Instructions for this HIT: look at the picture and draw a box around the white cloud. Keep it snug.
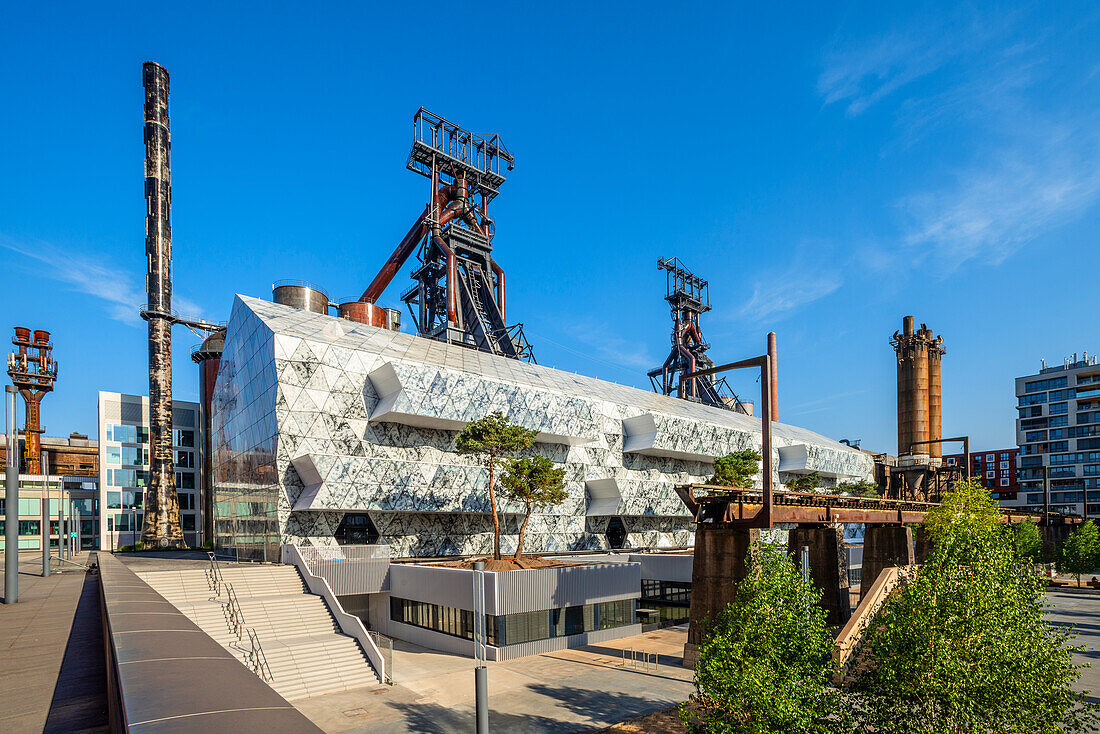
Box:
[1,238,206,325]
[738,268,842,323]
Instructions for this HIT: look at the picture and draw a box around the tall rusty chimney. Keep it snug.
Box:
[141,61,184,548]
[927,331,944,458]
[892,316,945,458]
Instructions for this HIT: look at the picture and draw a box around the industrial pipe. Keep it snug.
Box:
[767,332,778,422]
[360,205,430,304]
[431,234,459,325]
[489,258,506,322]
[676,345,697,398]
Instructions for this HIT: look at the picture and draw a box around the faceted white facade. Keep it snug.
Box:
[212,295,874,560]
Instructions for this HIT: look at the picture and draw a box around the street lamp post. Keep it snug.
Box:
[473,559,488,734]
[4,385,18,603]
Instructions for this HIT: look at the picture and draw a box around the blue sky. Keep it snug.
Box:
[2,2,1098,453]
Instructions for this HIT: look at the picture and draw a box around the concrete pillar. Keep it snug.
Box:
[788,525,850,627]
[1042,523,1072,563]
[683,525,760,668]
[860,524,915,602]
[914,524,933,564]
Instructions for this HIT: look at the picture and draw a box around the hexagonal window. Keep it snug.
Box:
[335,513,379,545]
[606,516,627,549]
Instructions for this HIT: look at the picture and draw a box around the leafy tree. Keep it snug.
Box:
[1012,517,1042,566]
[849,479,1098,734]
[1058,520,1100,588]
[787,471,821,493]
[710,449,761,488]
[836,479,879,497]
[681,541,837,734]
[455,411,537,560]
[500,456,567,560]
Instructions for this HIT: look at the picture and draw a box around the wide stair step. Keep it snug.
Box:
[134,563,380,700]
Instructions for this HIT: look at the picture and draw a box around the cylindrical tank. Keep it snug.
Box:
[896,316,915,456]
[911,329,931,455]
[33,330,50,345]
[338,301,387,327]
[384,308,401,332]
[273,281,329,315]
[191,329,225,548]
[14,327,30,343]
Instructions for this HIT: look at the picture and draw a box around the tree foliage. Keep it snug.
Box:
[711,449,761,488]
[1012,517,1042,566]
[500,455,567,560]
[849,479,1098,734]
[1057,520,1100,588]
[682,541,837,734]
[787,471,821,493]
[455,411,537,559]
[836,479,879,497]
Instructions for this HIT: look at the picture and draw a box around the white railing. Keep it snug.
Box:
[283,544,389,684]
[294,544,391,594]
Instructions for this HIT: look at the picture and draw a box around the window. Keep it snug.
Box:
[1078,412,1100,425]
[1019,393,1047,406]
[1050,402,1069,415]
[999,478,1009,486]
[105,445,121,465]
[947,458,956,465]
[1021,418,1048,429]
[1051,428,1068,439]
[172,429,195,448]
[177,492,194,510]
[182,514,196,531]
[1025,377,1066,392]
[1050,415,1069,427]
[176,472,195,490]
[1025,431,1047,442]
[1050,388,1074,401]
[999,461,1009,469]
[1050,467,1077,478]
[1027,494,1043,504]
[106,424,149,444]
[1021,456,1043,468]
[175,451,194,468]
[986,470,996,479]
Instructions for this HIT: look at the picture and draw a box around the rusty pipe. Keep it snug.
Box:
[677,345,697,398]
[490,258,506,322]
[360,181,466,304]
[431,233,458,325]
[768,332,778,422]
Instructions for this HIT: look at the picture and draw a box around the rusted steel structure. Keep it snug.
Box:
[891,315,945,458]
[140,61,184,548]
[648,258,750,412]
[6,327,57,474]
[360,108,533,362]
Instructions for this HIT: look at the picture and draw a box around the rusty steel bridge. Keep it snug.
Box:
[675,484,1080,527]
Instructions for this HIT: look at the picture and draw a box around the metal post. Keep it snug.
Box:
[5,386,19,603]
[1043,465,1050,528]
[801,545,810,584]
[473,560,488,734]
[761,352,773,527]
[41,450,49,576]
[59,480,66,560]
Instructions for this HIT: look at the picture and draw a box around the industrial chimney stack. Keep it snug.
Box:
[891,316,945,458]
[140,61,184,548]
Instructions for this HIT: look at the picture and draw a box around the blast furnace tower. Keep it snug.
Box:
[360,109,534,361]
[891,315,945,457]
[648,258,748,412]
[6,328,57,474]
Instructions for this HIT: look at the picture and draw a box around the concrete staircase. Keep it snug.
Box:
[135,564,379,700]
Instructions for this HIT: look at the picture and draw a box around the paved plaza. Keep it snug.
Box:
[293,625,695,733]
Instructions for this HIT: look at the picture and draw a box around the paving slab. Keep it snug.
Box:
[293,626,694,733]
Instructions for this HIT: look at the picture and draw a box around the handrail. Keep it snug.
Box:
[206,551,224,595]
[223,583,246,641]
[246,627,274,681]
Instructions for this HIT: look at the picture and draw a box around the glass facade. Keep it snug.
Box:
[389,596,634,647]
[211,301,280,561]
[639,579,692,627]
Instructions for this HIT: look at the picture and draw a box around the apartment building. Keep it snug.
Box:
[1012,354,1100,517]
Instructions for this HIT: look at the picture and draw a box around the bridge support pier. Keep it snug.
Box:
[683,525,760,668]
[1042,523,1072,562]
[788,525,850,627]
[860,524,915,602]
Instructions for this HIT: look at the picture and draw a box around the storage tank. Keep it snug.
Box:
[338,301,387,327]
[272,281,329,315]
